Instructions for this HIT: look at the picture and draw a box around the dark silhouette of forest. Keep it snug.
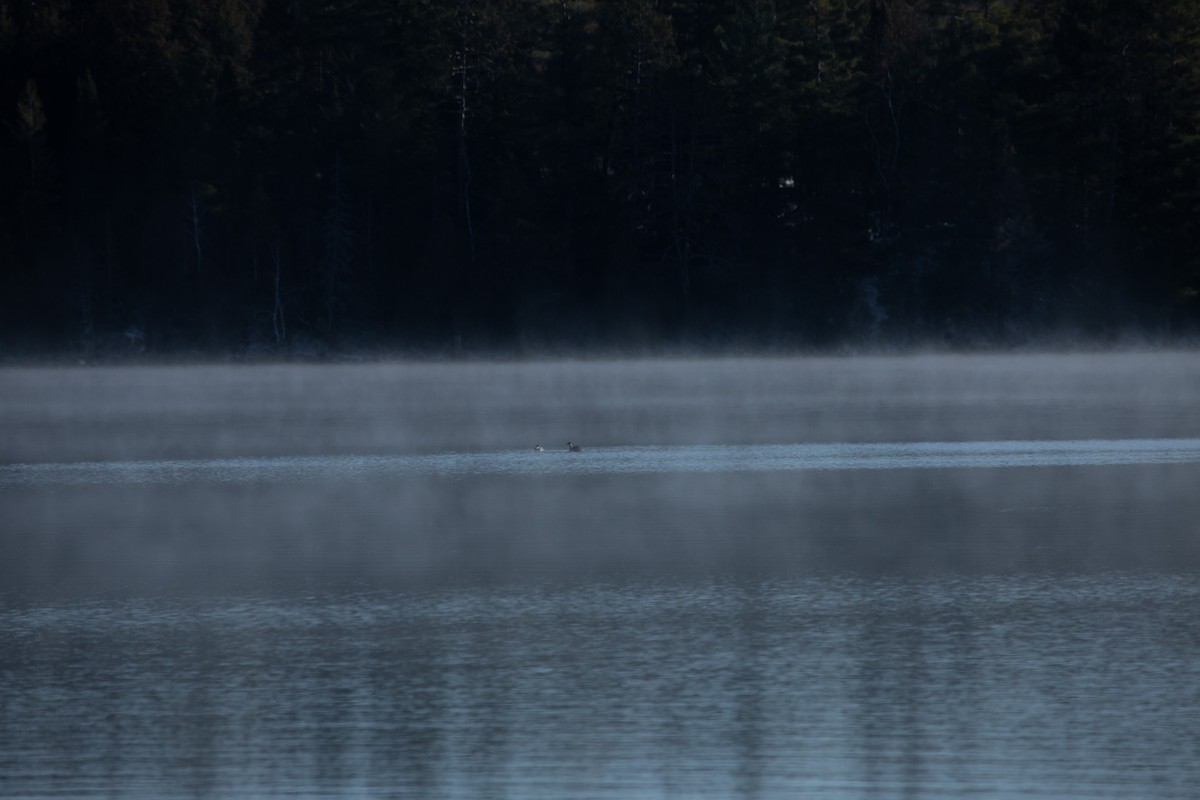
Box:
[2,0,1198,358]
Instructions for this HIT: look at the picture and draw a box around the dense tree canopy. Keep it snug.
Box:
[2,0,1198,357]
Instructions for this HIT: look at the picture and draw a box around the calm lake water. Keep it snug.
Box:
[2,354,1199,799]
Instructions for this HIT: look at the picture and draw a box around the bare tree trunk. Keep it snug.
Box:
[1081,182,1090,248]
[866,70,903,233]
[455,7,477,258]
[272,246,287,344]
[667,108,699,316]
[322,154,353,335]
[15,79,46,188]
[76,249,95,358]
[189,190,204,277]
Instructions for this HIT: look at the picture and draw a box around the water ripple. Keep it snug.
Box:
[4,438,1200,487]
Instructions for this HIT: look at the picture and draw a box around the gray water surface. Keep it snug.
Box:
[5,437,1200,487]
[3,575,1198,800]
[2,355,1199,799]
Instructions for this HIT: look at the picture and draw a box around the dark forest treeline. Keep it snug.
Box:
[3,0,1199,357]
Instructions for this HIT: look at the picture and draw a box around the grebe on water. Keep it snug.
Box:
[534,444,544,452]
[567,441,583,452]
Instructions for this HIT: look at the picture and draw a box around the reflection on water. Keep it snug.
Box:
[2,575,1198,799]
[5,437,1200,487]
[3,355,1200,799]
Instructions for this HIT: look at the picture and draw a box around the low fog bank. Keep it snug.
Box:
[1,351,1198,464]
[4,463,1199,600]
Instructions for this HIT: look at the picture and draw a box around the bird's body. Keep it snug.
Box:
[567,441,583,452]
[534,444,544,452]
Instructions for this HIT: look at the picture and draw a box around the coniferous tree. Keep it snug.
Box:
[0,0,1196,353]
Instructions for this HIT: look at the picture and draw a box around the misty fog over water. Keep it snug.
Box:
[4,352,1199,464]
[2,352,1199,798]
